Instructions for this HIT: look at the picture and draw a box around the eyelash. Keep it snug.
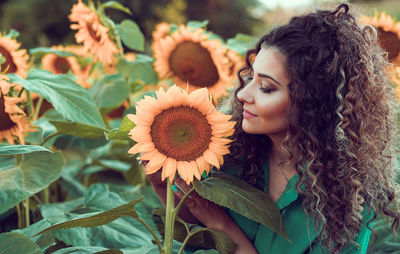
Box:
[244,76,274,93]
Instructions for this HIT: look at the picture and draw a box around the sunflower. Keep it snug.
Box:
[42,46,81,75]
[360,12,400,64]
[152,22,171,43]
[128,85,235,184]
[0,76,33,145]
[0,36,29,78]
[152,25,232,100]
[69,0,119,65]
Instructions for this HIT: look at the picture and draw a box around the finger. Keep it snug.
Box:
[174,177,192,192]
[172,184,196,209]
[174,178,202,200]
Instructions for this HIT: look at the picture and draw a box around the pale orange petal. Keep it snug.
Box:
[203,149,220,169]
[162,157,177,181]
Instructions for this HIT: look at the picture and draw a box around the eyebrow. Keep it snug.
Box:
[257,73,282,86]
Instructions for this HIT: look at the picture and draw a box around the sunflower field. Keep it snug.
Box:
[0,0,400,253]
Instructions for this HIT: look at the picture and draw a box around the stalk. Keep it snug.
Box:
[164,180,175,254]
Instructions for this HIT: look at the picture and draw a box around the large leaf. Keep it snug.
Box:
[116,54,158,84]
[226,33,256,56]
[29,47,76,58]
[8,69,105,129]
[0,145,51,156]
[89,74,130,109]
[116,20,145,51]
[105,115,135,141]
[35,198,143,236]
[0,151,64,215]
[193,172,289,240]
[50,121,106,139]
[0,232,42,254]
[39,184,156,248]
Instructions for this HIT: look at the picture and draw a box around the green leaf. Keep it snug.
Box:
[100,1,132,15]
[116,20,145,51]
[50,121,106,139]
[35,198,144,236]
[29,47,76,58]
[39,184,157,248]
[7,69,105,129]
[0,151,64,215]
[226,33,256,55]
[0,232,42,254]
[187,20,209,30]
[193,172,289,240]
[0,145,51,156]
[116,54,158,84]
[105,115,135,141]
[6,28,20,39]
[89,74,130,109]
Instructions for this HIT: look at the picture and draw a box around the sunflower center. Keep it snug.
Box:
[0,94,16,131]
[169,41,219,87]
[54,56,71,74]
[377,28,400,62]
[0,47,17,74]
[87,23,101,42]
[150,106,212,161]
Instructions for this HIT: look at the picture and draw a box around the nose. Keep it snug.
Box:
[237,82,254,104]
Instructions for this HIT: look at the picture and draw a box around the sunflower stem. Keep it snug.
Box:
[174,187,195,216]
[40,132,60,146]
[164,180,175,254]
[32,96,43,120]
[136,217,163,253]
[177,228,209,254]
[26,90,34,117]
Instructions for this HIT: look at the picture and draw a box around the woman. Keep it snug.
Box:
[145,3,400,253]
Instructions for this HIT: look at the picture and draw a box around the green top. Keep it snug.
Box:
[224,157,373,254]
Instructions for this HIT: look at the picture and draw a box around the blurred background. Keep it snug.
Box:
[1,0,399,53]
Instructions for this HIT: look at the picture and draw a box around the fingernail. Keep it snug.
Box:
[171,185,179,192]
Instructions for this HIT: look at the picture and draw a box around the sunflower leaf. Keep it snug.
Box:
[100,1,132,15]
[7,69,106,129]
[89,74,130,109]
[187,20,209,30]
[226,33,257,56]
[50,121,107,139]
[0,145,52,156]
[116,54,158,85]
[116,20,145,51]
[29,47,76,58]
[105,115,135,141]
[34,198,144,236]
[0,151,64,215]
[193,172,289,240]
[0,232,42,254]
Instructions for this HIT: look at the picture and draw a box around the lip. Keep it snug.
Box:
[243,109,257,119]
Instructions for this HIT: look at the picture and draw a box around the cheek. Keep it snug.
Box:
[257,93,290,121]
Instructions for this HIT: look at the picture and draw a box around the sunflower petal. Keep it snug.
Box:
[190,160,201,180]
[203,149,220,169]
[162,158,177,181]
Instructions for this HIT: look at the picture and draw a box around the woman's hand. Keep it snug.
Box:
[173,178,258,254]
[173,177,231,231]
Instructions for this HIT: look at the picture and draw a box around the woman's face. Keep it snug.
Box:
[237,47,291,137]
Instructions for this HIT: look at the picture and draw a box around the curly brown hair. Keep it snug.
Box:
[227,3,400,253]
